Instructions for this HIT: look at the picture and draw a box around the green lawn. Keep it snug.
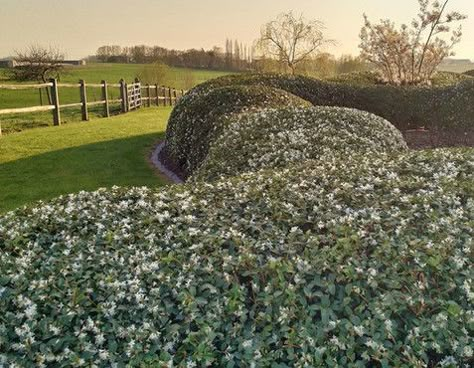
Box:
[0,63,232,133]
[0,107,172,213]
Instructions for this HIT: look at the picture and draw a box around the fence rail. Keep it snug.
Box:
[0,78,186,136]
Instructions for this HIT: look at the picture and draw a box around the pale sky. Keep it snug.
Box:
[0,0,473,60]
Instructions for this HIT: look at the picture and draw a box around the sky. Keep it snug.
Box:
[0,0,473,60]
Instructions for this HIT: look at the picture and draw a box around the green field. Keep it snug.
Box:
[0,63,232,133]
[0,107,172,213]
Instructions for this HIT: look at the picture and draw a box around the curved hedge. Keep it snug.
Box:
[1,149,473,367]
[193,106,408,181]
[164,84,310,178]
[170,72,474,133]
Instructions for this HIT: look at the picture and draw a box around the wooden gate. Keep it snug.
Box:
[127,82,142,111]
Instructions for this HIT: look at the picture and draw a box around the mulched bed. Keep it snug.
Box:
[403,129,474,150]
[158,146,187,181]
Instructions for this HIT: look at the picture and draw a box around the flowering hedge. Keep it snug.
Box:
[193,106,408,181]
[171,73,474,133]
[1,149,473,367]
[164,85,310,178]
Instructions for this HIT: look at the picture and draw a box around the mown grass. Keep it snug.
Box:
[0,107,172,213]
[0,63,232,133]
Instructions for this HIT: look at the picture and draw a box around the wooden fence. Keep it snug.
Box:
[0,78,185,136]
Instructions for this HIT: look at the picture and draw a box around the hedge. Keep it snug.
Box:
[1,148,473,367]
[326,70,473,87]
[164,84,310,178]
[193,106,408,181]
[174,73,474,133]
[464,70,474,77]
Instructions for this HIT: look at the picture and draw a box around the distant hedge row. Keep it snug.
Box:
[183,73,474,133]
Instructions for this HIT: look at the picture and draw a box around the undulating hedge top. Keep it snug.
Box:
[193,106,408,181]
[165,84,310,177]
[167,72,474,136]
[326,70,473,87]
[1,148,473,367]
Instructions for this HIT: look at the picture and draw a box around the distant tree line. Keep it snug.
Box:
[93,42,254,72]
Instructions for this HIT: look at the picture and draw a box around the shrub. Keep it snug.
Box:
[1,148,473,367]
[359,0,466,86]
[193,106,408,181]
[164,84,310,178]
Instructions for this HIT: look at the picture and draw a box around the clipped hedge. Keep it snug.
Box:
[1,149,473,367]
[327,70,473,87]
[464,69,474,77]
[165,84,310,178]
[193,106,408,181]
[170,72,474,133]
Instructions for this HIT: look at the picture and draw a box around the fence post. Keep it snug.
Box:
[168,87,172,106]
[102,80,110,118]
[146,84,151,107]
[79,80,89,121]
[155,84,160,106]
[119,79,127,113]
[50,78,61,126]
[173,89,178,105]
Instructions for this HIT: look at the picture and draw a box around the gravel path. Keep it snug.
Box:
[150,142,184,184]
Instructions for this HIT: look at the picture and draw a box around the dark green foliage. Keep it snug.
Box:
[176,72,474,133]
[1,149,473,367]
[165,85,311,177]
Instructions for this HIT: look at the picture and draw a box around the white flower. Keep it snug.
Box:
[353,325,365,337]
[242,339,253,349]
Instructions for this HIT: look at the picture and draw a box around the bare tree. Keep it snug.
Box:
[257,12,335,75]
[9,45,66,104]
[359,0,466,85]
[9,45,65,83]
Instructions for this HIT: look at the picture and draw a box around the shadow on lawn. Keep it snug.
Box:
[0,133,170,213]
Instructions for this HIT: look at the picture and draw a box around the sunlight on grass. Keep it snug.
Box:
[0,107,172,212]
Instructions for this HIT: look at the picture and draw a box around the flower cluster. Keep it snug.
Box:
[193,106,408,181]
[1,149,473,367]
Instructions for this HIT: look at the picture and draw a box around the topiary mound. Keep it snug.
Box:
[164,84,311,178]
[193,106,408,181]
[1,149,473,367]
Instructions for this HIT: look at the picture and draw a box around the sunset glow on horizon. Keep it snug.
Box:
[1,0,473,60]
